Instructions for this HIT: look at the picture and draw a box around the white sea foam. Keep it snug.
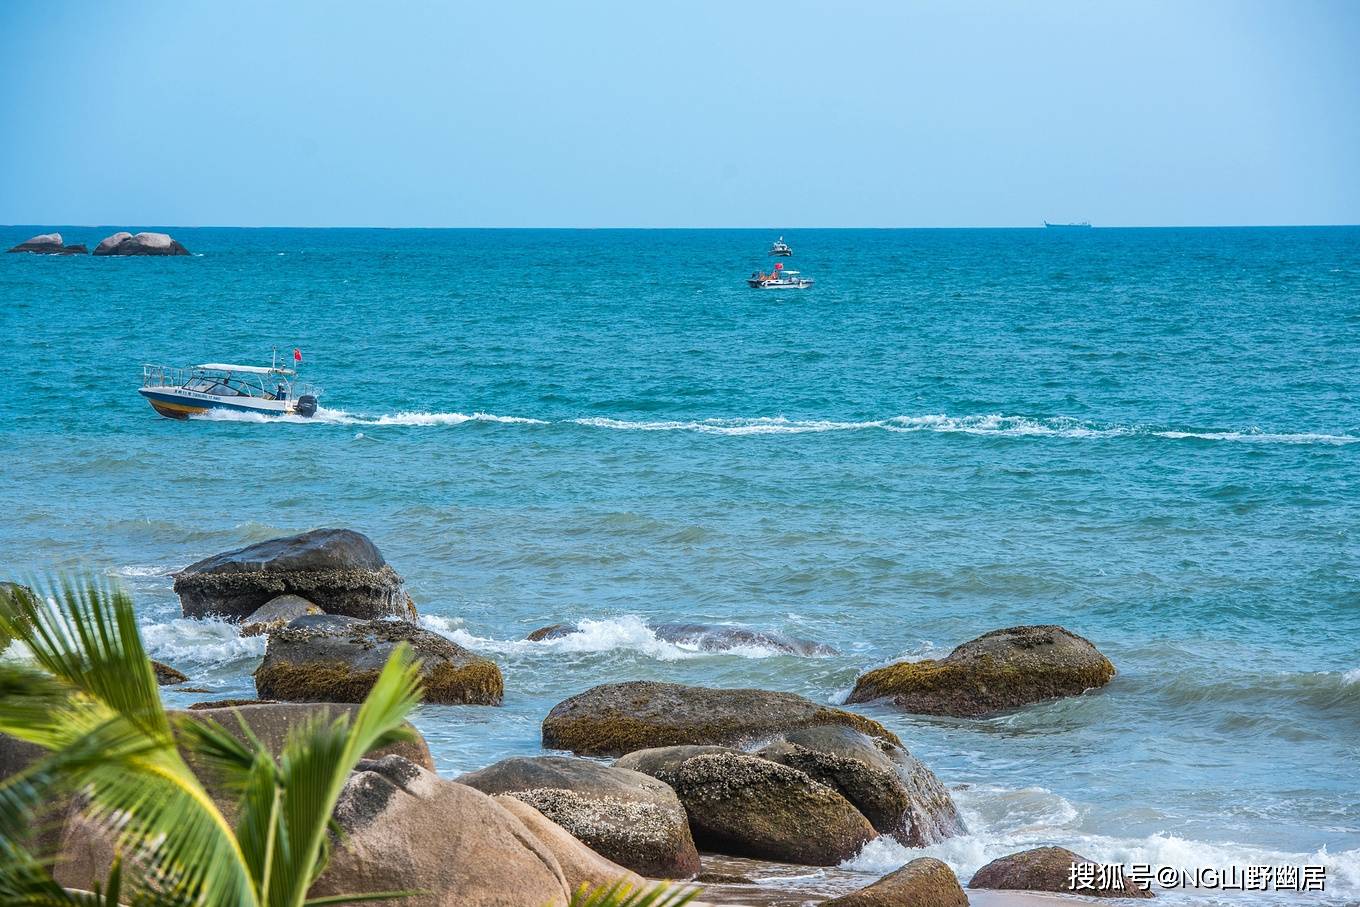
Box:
[420,614,800,661]
[1342,667,1360,686]
[139,618,265,667]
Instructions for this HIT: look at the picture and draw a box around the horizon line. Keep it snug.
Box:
[4,222,1359,231]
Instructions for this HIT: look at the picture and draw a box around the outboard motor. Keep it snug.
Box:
[295,394,318,418]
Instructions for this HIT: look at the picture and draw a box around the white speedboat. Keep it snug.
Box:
[747,266,814,289]
[769,236,793,256]
[139,353,319,419]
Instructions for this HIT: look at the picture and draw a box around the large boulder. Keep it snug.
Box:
[240,594,322,636]
[847,625,1116,717]
[969,846,1153,898]
[173,529,417,621]
[542,681,899,757]
[493,795,646,893]
[671,752,876,866]
[308,755,574,907]
[457,755,699,879]
[757,726,963,846]
[255,614,503,706]
[92,231,190,256]
[6,232,87,254]
[824,857,968,907]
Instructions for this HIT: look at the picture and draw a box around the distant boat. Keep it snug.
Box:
[747,265,813,289]
[1044,221,1092,229]
[768,236,793,256]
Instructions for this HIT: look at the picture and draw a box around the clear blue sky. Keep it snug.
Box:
[2,1,1357,227]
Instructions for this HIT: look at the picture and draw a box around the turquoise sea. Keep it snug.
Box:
[2,226,1358,904]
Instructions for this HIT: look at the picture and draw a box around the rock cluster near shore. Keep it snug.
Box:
[2,527,1132,904]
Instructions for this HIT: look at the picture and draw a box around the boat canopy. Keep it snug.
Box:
[193,363,294,376]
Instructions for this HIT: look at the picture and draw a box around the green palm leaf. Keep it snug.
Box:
[566,880,700,907]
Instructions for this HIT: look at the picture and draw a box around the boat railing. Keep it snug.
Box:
[142,364,189,388]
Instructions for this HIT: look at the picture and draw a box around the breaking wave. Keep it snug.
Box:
[192,409,1360,445]
[419,614,821,661]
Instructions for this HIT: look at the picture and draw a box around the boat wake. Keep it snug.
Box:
[191,408,1360,445]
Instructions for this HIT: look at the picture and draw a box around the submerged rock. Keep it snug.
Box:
[173,528,417,621]
[91,230,190,256]
[671,752,876,866]
[240,593,322,636]
[526,622,572,641]
[757,725,963,846]
[310,755,572,907]
[542,680,899,757]
[254,615,502,705]
[652,622,839,656]
[969,846,1154,898]
[825,857,968,907]
[847,625,1116,717]
[457,755,700,879]
[6,232,87,254]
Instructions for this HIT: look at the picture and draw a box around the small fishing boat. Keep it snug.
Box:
[139,350,319,420]
[747,262,814,289]
[768,236,793,256]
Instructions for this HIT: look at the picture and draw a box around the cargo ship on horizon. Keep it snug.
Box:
[1044,221,1093,229]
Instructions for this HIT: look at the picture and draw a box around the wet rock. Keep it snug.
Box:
[969,846,1154,898]
[494,795,645,893]
[757,725,963,846]
[151,660,187,684]
[254,614,502,705]
[847,625,1116,717]
[6,232,87,254]
[542,681,899,757]
[173,528,417,621]
[694,871,755,885]
[186,697,274,710]
[653,622,839,656]
[240,593,322,636]
[458,755,700,879]
[672,752,876,866]
[309,755,572,907]
[614,745,740,788]
[526,622,572,641]
[824,857,968,907]
[91,231,190,256]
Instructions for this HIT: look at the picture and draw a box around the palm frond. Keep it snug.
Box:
[567,880,701,907]
[0,577,258,907]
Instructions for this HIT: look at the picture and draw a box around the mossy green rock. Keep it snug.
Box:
[847,625,1116,717]
[542,680,899,757]
[825,857,968,907]
[672,752,876,865]
[254,615,502,705]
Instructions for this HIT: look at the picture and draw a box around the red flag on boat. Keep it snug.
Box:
[293,348,302,363]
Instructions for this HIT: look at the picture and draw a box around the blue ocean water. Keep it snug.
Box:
[2,226,1359,904]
